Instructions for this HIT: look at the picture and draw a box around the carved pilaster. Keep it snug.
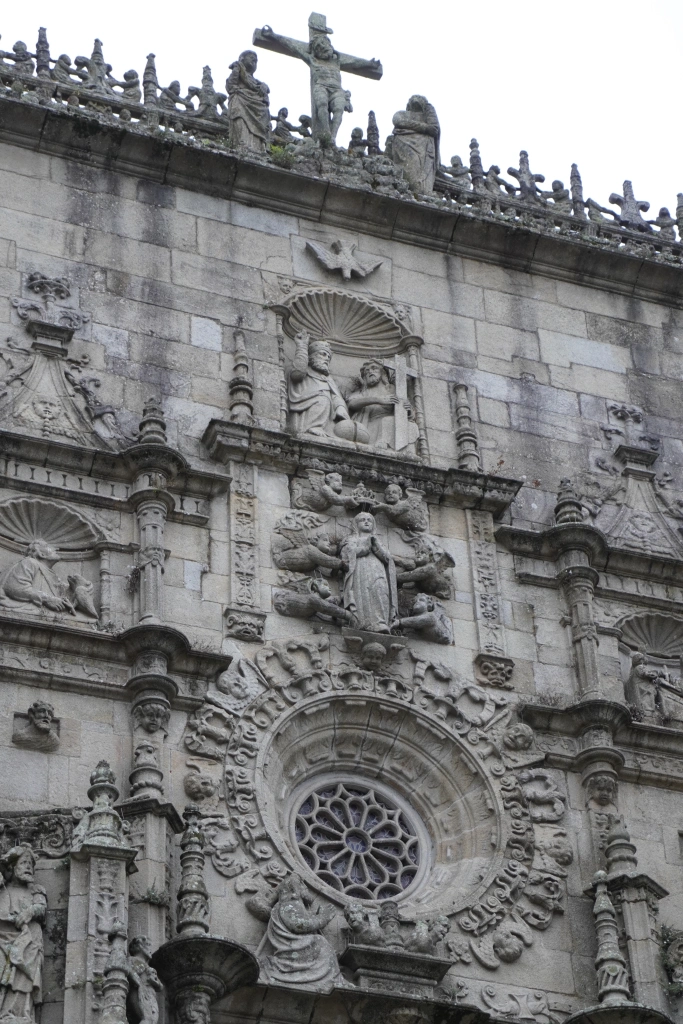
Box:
[466,509,514,686]
[604,823,669,1012]
[101,923,129,1024]
[404,337,429,461]
[177,806,210,938]
[592,870,631,1007]
[227,460,261,621]
[64,762,137,1024]
[126,398,186,626]
[228,327,254,425]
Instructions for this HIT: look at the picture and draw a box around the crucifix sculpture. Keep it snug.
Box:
[253,12,382,144]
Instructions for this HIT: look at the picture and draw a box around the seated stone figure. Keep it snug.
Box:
[345,360,418,451]
[288,332,368,443]
[0,540,75,614]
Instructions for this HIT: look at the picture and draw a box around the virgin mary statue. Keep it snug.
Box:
[340,512,398,633]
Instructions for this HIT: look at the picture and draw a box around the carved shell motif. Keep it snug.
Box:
[619,612,683,658]
[278,288,407,357]
[0,498,101,553]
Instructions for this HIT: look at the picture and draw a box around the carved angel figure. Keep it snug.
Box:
[0,844,46,1022]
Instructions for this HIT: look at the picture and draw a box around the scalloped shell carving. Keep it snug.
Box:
[619,612,683,658]
[277,288,408,356]
[0,498,101,552]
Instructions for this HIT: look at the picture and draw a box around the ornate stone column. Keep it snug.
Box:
[151,807,258,1024]
[64,762,137,1024]
[592,870,632,1007]
[604,822,669,1012]
[404,336,429,461]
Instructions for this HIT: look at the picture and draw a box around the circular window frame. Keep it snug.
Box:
[288,772,432,905]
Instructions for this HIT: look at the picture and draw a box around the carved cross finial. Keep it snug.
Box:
[469,138,485,192]
[507,150,545,204]
[570,163,586,219]
[592,870,632,1006]
[609,180,651,232]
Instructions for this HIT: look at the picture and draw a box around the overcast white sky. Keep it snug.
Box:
[3,1,681,217]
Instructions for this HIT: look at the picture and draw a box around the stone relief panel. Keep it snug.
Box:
[272,477,454,643]
[181,636,571,981]
[270,287,429,459]
[0,498,104,625]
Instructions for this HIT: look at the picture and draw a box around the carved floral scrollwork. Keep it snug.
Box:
[182,638,570,973]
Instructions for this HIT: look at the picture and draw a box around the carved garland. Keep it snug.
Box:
[183,640,572,971]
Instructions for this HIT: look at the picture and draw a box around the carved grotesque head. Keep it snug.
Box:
[360,642,386,672]
[2,844,36,884]
[308,340,332,374]
[429,915,450,942]
[311,579,332,599]
[129,935,152,961]
[133,701,170,735]
[325,472,343,493]
[587,773,618,807]
[503,722,534,752]
[28,700,55,732]
[277,107,289,119]
[175,990,210,1023]
[383,484,403,505]
[344,901,365,929]
[412,593,435,615]
[492,922,525,963]
[26,540,60,565]
[184,772,218,802]
[541,832,574,867]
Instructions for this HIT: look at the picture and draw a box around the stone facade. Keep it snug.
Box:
[0,17,683,1024]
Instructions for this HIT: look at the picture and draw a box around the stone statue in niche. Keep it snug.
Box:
[125,935,162,1024]
[340,512,399,633]
[0,541,97,618]
[250,873,341,991]
[345,359,418,452]
[0,844,46,1022]
[226,50,270,154]
[287,332,367,442]
[389,95,440,194]
[12,701,60,752]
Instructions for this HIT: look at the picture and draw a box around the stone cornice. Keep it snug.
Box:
[2,95,683,306]
[202,420,521,515]
[496,523,683,587]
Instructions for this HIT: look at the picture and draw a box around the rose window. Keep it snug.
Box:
[294,781,421,900]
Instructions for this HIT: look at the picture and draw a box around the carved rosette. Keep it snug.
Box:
[183,639,572,973]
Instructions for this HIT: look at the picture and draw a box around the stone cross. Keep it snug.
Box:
[253,12,382,143]
[384,352,417,451]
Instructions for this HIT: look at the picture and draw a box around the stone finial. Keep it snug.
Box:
[570,163,586,219]
[367,110,380,155]
[228,328,254,426]
[452,384,481,471]
[143,53,158,106]
[554,478,583,525]
[605,821,639,877]
[176,806,209,938]
[35,27,50,79]
[469,138,485,192]
[72,760,132,852]
[138,397,167,445]
[592,870,631,1006]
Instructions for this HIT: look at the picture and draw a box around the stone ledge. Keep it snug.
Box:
[2,95,683,306]
[202,420,521,516]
